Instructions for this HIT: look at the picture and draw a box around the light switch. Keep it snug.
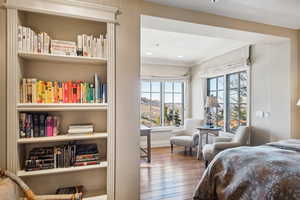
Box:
[256,110,264,118]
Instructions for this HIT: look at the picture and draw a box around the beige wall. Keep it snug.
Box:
[1,0,300,199]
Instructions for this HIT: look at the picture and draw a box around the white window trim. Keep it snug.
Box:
[141,76,190,128]
[206,67,251,132]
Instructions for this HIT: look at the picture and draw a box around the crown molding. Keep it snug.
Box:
[4,0,118,23]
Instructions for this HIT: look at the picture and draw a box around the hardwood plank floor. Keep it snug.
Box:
[140,147,206,200]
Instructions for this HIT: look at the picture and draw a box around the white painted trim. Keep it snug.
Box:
[5,0,118,23]
[107,22,116,200]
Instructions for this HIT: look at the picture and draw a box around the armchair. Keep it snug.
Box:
[170,119,203,155]
[202,126,249,167]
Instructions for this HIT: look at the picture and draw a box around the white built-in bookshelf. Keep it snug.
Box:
[6,0,117,199]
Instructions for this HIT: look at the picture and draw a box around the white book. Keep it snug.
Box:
[82,34,88,57]
[30,29,34,53]
[33,34,38,53]
[40,33,44,53]
[92,38,97,58]
[26,27,30,52]
[17,26,22,51]
[96,38,100,58]
[103,36,107,58]
[87,35,92,57]
[22,26,26,52]
[43,33,50,54]
[77,35,82,50]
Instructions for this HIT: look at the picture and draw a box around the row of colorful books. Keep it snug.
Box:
[20,74,107,104]
[18,25,107,58]
[25,143,105,171]
[19,112,60,138]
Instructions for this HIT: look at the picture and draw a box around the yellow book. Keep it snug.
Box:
[54,81,59,103]
[46,81,53,103]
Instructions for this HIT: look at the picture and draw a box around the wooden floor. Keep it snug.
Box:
[140,147,205,200]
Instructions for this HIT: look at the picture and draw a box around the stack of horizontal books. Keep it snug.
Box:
[68,124,94,135]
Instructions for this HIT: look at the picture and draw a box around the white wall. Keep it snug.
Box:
[191,43,291,145]
[141,63,190,77]
[251,42,291,144]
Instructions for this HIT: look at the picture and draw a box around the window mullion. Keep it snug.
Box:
[161,81,164,127]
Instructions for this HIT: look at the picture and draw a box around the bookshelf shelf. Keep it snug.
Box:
[17,162,108,177]
[84,191,107,200]
[17,132,108,144]
[17,103,108,111]
[18,52,107,65]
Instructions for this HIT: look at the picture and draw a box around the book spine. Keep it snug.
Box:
[27,79,32,103]
[39,114,46,137]
[18,26,22,51]
[22,27,26,52]
[19,113,26,138]
[102,83,107,103]
[26,27,30,52]
[33,34,38,53]
[31,79,37,103]
[63,82,68,103]
[77,35,83,56]
[72,82,77,103]
[103,36,107,58]
[22,79,27,103]
[90,83,94,103]
[46,116,53,137]
[37,33,42,53]
[33,114,39,137]
[58,82,63,103]
[76,81,81,103]
[68,81,72,103]
[30,29,34,53]
[40,33,44,54]
[83,34,88,57]
[53,116,59,136]
[43,33,50,54]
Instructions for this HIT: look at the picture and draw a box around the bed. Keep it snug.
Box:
[193,139,300,200]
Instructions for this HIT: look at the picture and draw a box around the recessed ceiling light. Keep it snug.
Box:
[211,0,220,2]
[177,55,183,58]
[146,52,153,56]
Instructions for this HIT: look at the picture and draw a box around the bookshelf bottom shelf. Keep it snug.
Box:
[83,194,107,200]
[17,162,107,177]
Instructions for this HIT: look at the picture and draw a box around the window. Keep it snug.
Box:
[227,72,248,132]
[207,71,248,132]
[207,76,224,128]
[141,80,185,127]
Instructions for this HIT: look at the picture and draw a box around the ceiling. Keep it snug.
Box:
[141,28,249,66]
[145,0,300,29]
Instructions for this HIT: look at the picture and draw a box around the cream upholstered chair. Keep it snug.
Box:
[202,126,249,167]
[170,119,203,155]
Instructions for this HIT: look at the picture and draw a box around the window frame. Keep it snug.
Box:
[140,79,185,128]
[206,70,250,133]
[207,76,224,128]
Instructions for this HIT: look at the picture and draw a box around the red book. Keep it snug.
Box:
[76,81,81,103]
[68,81,72,103]
[63,82,68,103]
[72,83,77,103]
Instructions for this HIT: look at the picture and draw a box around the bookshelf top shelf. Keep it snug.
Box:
[17,162,108,177]
[18,52,107,65]
[18,132,108,144]
[17,103,108,111]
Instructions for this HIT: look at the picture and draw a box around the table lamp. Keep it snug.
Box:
[205,96,220,128]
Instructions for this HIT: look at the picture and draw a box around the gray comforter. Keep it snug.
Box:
[193,139,300,200]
